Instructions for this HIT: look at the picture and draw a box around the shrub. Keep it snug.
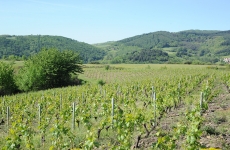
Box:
[184,61,192,64]
[16,48,83,91]
[105,65,110,70]
[0,61,17,95]
[98,79,106,86]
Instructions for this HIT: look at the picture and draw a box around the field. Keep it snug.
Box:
[1,64,230,149]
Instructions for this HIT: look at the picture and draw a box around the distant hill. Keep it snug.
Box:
[95,30,230,64]
[2,30,230,64]
[0,35,106,63]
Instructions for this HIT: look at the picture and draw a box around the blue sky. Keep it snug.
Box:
[0,0,230,44]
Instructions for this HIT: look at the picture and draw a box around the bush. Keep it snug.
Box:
[184,61,192,64]
[0,61,17,95]
[192,60,204,65]
[105,65,110,70]
[16,48,83,91]
[98,79,106,86]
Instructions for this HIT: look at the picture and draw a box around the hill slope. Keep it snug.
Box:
[2,30,230,64]
[95,30,230,64]
[0,35,106,63]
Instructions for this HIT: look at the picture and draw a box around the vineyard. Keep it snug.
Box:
[0,64,230,149]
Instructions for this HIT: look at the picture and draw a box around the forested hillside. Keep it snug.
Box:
[1,30,230,64]
[0,35,106,63]
[96,30,230,64]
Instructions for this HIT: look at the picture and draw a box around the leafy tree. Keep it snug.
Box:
[0,61,17,95]
[17,48,83,91]
[176,48,188,57]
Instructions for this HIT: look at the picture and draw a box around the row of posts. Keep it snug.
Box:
[2,89,158,133]
[6,85,204,132]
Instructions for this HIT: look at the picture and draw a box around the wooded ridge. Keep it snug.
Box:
[95,30,230,64]
[1,30,230,64]
[0,35,106,63]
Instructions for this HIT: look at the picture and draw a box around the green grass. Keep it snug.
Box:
[93,41,115,48]
[0,60,24,67]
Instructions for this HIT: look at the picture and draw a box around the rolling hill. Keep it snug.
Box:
[1,30,230,64]
[0,35,106,63]
[95,30,230,64]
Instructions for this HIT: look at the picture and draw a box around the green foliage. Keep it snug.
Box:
[3,30,230,64]
[126,48,169,63]
[95,30,230,64]
[97,79,106,86]
[105,65,110,70]
[215,49,230,56]
[89,61,100,64]
[117,31,177,49]
[176,48,190,57]
[16,48,83,91]
[184,108,203,150]
[0,65,224,149]
[0,35,106,63]
[0,61,17,95]
[16,63,45,92]
[184,61,192,64]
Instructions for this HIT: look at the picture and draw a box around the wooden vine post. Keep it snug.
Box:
[72,102,76,131]
[38,104,41,126]
[38,104,45,146]
[200,92,203,115]
[178,82,181,104]
[152,86,157,125]
[153,92,156,124]
[1,98,4,115]
[104,90,106,99]
[111,97,114,125]
[7,106,10,133]
[60,94,62,110]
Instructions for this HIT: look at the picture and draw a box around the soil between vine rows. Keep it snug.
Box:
[136,82,230,149]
